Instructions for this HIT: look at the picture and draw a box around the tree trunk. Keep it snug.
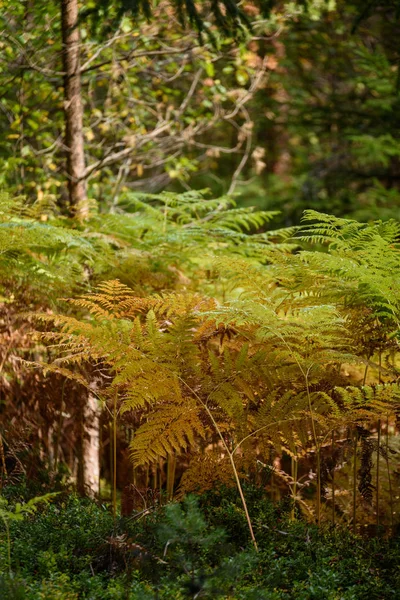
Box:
[84,389,101,496]
[76,387,101,497]
[61,0,88,219]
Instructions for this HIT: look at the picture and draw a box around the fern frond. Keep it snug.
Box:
[178,451,237,495]
[129,399,205,464]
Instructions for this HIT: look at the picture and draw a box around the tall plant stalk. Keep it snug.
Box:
[180,376,306,551]
[353,429,357,535]
[376,351,382,533]
[304,370,321,525]
[112,392,118,519]
[331,430,335,526]
[0,433,7,489]
[362,363,369,386]
[376,420,381,532]
[53,380,66,477]
[180,378,258,552]
[109,420,113,501]
[386,416,394,529]
[166,454,176,501]
[291,453,298,521]
[205,403,258,552]
[158,459,163,504]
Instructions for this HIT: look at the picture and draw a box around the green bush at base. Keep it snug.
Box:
[0,487,399,599]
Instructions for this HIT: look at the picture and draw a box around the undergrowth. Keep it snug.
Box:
[0,486,398,599]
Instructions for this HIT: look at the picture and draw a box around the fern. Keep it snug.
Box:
[30,204,400,533]
[0,193,95,299]
[129,400,206,464]
[297,211,400,327]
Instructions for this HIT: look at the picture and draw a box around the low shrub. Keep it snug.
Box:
[0,486,398,599]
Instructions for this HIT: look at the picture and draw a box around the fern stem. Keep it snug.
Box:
[331,430,335,526]
[211,410,258,551]
[167,454,176,501]
[362,363,369,386]
[53,379,66,477]
[386,416,394,530]
[291,453,298,521]
[179,377,258,552]
[353,430,357,535]
[227,451,258,552]
[376,420,381,533]
[0,433,7,487]
[112,391,117,520]
[304,369,321,525]
[153,462,157,491]
[376,352,382,533]
[108,420,113,500]
[316,446,321,526]
[159,459,163,505]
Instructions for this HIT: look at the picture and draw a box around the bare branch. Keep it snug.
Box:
[228,108,253,195]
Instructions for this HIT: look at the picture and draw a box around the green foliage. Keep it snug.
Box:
[0,493,58,574]
[7,496,114,576]
[297,211,400,328]
[34,207,400,536]
[2,0,400,594]
[0,0,265,206]
[83,0,252,40]
[0,188,280,304]
[0,493,58,525]
[0,491,399,599]
[0,193,94,300]
[237,0,400,225]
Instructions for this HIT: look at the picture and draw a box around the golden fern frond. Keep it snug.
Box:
[178,451,237,496]
[209,381,244,421]
[35,312,133,368]
[67,280,139,319]
[129,398,205,465]
[117,363,181,411]
[23,361,89,388]
[334,384,399,418]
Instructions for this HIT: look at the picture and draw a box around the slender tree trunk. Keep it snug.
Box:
[84,389,101,496]
[61,0,88,219]
[77,387,101,497]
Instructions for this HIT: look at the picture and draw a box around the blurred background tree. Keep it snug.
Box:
[2,1,398,223]
[0,0,270,217]
[228,0,400,224]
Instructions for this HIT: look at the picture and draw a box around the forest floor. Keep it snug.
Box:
[0,484,399,600]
